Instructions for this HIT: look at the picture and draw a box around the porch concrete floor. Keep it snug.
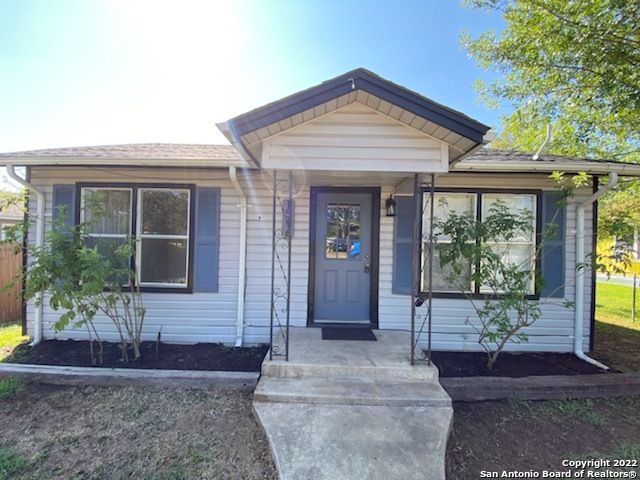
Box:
[253,327,453,480]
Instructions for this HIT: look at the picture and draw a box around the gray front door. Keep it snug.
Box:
[313,192,372,323]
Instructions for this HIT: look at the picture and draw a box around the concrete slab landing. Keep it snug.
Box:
[253,327,453,480]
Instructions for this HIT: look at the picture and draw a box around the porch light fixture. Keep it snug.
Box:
[385,194,397,217]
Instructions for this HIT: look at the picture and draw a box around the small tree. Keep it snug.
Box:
[22,205,145,364]
[435,198,547,369]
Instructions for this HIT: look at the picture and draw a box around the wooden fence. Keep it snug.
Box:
[0,243,22,323]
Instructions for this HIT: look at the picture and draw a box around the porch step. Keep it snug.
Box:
[261,360,440,382]
[254,328,452,480]
[254,375,451,407]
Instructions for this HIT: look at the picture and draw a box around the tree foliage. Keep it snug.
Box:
[463,0,640,242]
[22,207,145,364]
[463,0,640,156]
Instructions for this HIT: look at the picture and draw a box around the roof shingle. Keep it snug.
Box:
[0,143,239,160]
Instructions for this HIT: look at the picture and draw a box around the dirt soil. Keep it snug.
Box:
[432,351,619,377]
[0,382,277,480]
[5,338,618,378]
[6,340,269,372]
[447,396,640,479]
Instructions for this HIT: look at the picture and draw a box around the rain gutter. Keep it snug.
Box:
[575,173,618,370]
[229,166,248,347]
[5,164,44,346]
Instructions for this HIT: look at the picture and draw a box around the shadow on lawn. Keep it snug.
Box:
[593,319,640,373]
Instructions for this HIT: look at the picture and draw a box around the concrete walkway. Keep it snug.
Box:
[253,328,453,480]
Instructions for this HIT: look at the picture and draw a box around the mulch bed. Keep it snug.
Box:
[4,338,620,377]
[432,351,620,377]
[6,340,269,372]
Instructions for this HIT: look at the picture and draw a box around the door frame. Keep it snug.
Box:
[307,186,380,328]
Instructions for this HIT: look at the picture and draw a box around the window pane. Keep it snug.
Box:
[426,193,476,240]
[140,238,188,285]
[85,236,131,285]
[424,243,472,292]
[141,190,189,235]
[83,189,131,235]
[482,194,536,242]
[422,193,475,291]
[480,244,535,294]
[325,203,361,259]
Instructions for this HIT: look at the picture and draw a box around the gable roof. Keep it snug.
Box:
[219,68,493,167]
[229,68,491,143]
[0,143,244,167]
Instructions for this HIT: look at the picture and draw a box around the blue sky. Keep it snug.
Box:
[0,0,505,154]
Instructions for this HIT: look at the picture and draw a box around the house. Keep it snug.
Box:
[0,200,24,241]
[2,68,640,362]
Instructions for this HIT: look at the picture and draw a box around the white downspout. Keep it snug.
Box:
[575,172,618,370]
[229,166,248,347]
[6,164,44,346]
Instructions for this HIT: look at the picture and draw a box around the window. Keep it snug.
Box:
[137,188,190,287]
[79,184,194,290]
[422,191,538,296]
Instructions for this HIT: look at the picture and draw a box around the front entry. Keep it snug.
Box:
[309,188,379,326]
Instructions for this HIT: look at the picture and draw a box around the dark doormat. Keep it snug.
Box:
[322,327,377,341]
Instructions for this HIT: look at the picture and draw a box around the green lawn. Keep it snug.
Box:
[596,281,640,324]
[0,321,28,362]
[593,281,640,373]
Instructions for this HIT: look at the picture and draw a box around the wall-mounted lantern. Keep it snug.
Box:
[385,194,397,217]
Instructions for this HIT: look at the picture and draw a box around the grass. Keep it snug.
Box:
[0,321,28,362]
[594,281,640,372]
[0,377,23,400]
[595,280,640,324]
[0,447,27,480]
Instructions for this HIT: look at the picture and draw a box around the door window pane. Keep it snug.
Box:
[325,203,361,259]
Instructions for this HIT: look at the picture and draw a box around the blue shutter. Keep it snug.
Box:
[393,196,416,295]
[194,188,220,293]
[52,185,76,227]
[540,192,566,297]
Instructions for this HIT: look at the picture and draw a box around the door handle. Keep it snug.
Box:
[364,264,370,274]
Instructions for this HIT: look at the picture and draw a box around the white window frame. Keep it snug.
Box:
[136,187,191,288]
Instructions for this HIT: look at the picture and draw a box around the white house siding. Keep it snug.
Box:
[237,170,311,344]
[262,103,449,173]
[25,167,595,352]
[26,167,243,345]
[379,174,595,353]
